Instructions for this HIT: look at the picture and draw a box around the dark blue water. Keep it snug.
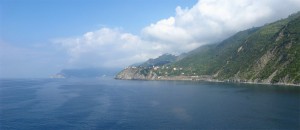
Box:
[0,78,299,129]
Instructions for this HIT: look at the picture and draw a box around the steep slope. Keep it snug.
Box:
[138,53,177,67]
[116,12,300,85]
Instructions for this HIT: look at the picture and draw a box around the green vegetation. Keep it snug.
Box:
[119,11,300,85]
[138,53,178,67]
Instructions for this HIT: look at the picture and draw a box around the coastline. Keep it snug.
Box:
[115,75,300,87]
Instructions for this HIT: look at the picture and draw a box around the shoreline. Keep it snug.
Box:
[115,76,300,87]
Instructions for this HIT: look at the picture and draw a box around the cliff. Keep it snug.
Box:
[115,67,157,80]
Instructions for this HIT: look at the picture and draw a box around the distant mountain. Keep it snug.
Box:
[116,11,300,86]
[53,68,121,78]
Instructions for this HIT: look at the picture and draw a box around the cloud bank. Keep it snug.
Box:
[55,0,300,68]
[0,42,65,78]
[54,28,164,68]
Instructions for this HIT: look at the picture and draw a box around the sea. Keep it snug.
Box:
[0,77,299,129]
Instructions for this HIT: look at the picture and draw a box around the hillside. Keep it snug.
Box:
[137,53,178,67]
[116,12,300,86]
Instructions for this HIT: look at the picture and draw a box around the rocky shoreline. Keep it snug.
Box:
[115,68,300,87]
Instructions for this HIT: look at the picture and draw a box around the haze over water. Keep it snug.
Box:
[1,78,299,129]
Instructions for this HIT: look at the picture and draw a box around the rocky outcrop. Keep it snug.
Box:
[115,67,157,80]
[115,67,145,80]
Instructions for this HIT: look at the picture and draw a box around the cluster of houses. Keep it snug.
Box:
[126,65,183,71]
[125,65,199,76]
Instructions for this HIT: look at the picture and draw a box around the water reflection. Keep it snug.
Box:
[0,78,299,129]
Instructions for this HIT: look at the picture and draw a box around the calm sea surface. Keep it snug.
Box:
[0,78,299,129]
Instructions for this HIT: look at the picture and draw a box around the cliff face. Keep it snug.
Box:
[116,12,300,86]
[115,67,157,80]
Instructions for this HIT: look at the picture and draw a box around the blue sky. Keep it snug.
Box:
[0,0,300,78]
[0,0,196,78]
[1,0,196,45]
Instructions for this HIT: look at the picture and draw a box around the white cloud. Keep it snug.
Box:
[54,28,164,68]
[55,0,300,68]
[142,0,300,52]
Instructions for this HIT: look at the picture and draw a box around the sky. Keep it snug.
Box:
[0,0,300,78]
